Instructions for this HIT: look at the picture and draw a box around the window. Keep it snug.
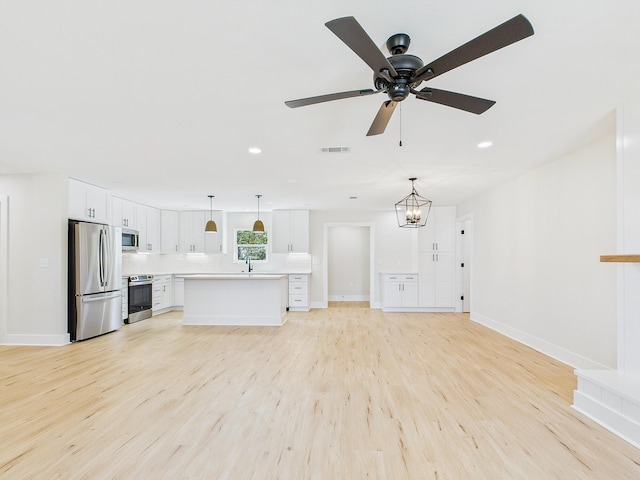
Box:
[235,229,268,262]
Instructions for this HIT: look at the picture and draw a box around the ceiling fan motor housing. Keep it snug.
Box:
[374,53,425,101]
[386,33,411,55]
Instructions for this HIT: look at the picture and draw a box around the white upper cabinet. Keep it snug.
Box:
[179,211,207,253]
[112,197,137,229]
[68,178,110,224]
[138,205,159,253]
[418,206,456,252]
[272,210,309,253]
[161,210,180,254]
[203,210,224,254]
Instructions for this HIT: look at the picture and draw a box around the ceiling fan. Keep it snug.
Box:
[285,14,534,136]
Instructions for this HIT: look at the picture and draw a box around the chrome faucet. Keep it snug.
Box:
[246,256,253,272]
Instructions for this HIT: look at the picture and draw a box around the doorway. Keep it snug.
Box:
[323,223,374,308]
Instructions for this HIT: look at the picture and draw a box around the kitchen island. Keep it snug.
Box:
[180,274,288,326]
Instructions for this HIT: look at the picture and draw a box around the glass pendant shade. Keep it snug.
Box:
[395,178,431,228]
[205,195,217,232]
[253,194,264,232]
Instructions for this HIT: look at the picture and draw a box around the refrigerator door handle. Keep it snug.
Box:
[99,229,105,287]
[103,227,110,287]
[81,291,122,302]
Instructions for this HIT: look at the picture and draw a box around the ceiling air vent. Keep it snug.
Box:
[320,146,350,153]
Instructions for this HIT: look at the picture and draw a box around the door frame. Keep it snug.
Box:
[0,195,8,343]
[323,222,375,308]
[455,213,473,313]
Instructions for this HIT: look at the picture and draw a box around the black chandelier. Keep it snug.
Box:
[395,178,432,228]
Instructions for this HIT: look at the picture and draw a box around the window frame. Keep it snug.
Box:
[233,228,269,263]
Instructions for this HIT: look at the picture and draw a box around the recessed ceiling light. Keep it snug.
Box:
[248,147,262,154]
[477,141,493,149]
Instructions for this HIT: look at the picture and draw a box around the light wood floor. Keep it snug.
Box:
[1,305,639,479]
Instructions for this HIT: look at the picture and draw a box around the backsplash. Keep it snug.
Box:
[122,252,312,275]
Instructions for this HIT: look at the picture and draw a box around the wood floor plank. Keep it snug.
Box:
[1,306,639,479]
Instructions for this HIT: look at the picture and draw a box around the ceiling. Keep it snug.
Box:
[1,1,638,213]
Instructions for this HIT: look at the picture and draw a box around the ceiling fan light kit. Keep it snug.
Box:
[285,14,534,136]
[395,178,432,228]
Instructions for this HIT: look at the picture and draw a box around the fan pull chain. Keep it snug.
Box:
[399,103,403,147]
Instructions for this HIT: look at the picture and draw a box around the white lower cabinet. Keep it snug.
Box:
[288,274,309,311]
[152,275,173,314]
[121,277,129,321]
[382,274,418,310]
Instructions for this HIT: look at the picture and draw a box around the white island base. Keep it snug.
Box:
[181,275,288,326]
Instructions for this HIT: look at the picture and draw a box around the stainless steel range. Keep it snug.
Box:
[127,274,153,323]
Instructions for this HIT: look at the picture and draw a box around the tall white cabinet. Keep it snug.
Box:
[418,206,456,310]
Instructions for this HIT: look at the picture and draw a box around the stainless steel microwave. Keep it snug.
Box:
[122,228,139,252]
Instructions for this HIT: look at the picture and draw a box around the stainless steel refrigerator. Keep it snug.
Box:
[68,220,123,341]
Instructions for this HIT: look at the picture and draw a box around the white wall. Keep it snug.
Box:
[0,173,69,345]
[616,106,640,377]
[328,226,370,301]
[458,133,617,369]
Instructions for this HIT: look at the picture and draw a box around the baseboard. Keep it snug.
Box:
[328,295,370,301]
[573,388,640,449]
[470,312,610,370]
[1,333,70,346]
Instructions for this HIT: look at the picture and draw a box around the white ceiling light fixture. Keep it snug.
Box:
[253,194,264,232]
[395,177,432,228]
[477,141,493,149]
[248,147,262,154]
[205,195,217,232]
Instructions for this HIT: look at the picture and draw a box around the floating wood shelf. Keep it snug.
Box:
[600,255,640,263]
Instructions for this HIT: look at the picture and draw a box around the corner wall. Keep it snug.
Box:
[0,173,69,345]
[458,133,617,369]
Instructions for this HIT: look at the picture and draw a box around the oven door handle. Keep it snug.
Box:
[129,281,153,286]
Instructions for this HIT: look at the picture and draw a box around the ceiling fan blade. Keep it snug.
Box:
[367,101,397,136]
[325,16,397,78]
[414,88,495,114]
[285,89,379,108]
[413,14,534,83]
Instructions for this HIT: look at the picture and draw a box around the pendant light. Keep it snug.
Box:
[205,195,217,232]
[395,178,431,228]
[253,194,264,232]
